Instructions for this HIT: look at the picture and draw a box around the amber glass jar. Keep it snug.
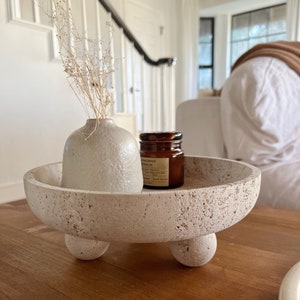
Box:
[139,132,184,189]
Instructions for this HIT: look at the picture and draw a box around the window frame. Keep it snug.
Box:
[198,17,215,89]
[230,4,287,66]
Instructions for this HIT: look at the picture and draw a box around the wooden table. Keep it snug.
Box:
[0,200,299,299]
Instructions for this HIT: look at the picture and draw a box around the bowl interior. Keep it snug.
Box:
[30,156,255,193]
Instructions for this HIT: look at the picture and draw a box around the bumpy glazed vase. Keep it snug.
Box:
[62,118,143,193]
[61,118,143,259]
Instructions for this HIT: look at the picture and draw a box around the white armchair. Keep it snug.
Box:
[176,57,300,210]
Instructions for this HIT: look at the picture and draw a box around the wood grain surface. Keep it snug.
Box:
[0,200,299,299]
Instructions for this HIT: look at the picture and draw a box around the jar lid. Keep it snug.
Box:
[140,131,182,141]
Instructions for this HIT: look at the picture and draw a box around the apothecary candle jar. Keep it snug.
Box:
[140,132,184,189]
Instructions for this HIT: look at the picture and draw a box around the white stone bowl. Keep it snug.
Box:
[24,156,261,266]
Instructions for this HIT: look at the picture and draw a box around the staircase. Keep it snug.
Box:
[98,0,176,134]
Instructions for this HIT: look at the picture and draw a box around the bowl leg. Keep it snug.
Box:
[169,233,217,267]
[65,234,110,260]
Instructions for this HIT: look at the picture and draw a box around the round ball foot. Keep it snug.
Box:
[65,234,110,260]
[169,234,217,267]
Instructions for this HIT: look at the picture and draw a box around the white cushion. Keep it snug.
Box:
[176,97,225,157]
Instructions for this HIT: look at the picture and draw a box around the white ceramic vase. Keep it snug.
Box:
[62,118,143,193]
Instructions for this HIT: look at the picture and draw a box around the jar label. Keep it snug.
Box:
[141,157,169,186]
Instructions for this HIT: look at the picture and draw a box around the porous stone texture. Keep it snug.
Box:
[65,234,109,260]
[170,234,217,267]
[24,156,261,265]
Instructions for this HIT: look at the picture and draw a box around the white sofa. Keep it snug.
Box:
[176,57,300,210]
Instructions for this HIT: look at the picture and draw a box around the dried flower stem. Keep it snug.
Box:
[47,0,115,120]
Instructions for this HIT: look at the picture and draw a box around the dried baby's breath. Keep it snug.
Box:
[48,0,115,120]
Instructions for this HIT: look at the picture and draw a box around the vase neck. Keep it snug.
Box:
[85,118,114,127]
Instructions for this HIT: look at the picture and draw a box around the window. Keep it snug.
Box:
[198,18,214,89]
[231,4,287,65]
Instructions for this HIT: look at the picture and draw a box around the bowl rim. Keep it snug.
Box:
[23,155,261,196]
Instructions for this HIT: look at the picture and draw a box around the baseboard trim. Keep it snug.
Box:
[0,181,25,204]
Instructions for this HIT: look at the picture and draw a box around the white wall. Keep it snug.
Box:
[0,0,86,203]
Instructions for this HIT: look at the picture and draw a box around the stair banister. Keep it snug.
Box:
[98,0,176,67]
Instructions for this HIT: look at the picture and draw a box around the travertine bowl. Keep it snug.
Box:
[24,156,261,266]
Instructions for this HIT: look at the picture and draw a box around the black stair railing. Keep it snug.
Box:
[98,0,176,67]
